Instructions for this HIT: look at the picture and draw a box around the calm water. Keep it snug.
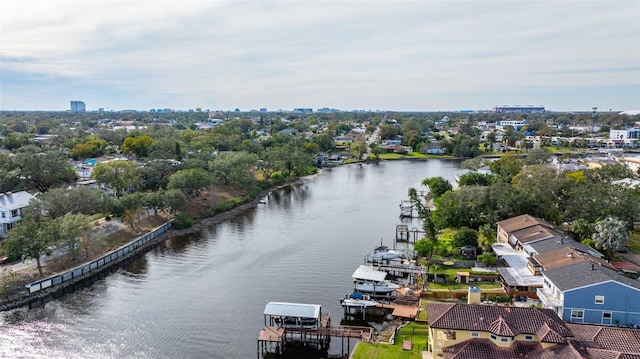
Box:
[0,159,462,359]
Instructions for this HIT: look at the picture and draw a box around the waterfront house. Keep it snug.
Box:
[425,302,573,359]
[0,191,37,239]
[537,260,640,327]
[496,214,559,246]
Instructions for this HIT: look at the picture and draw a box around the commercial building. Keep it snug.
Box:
[70,101,86,113]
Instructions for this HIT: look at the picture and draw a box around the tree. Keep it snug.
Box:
[409,187,438,258]
[92,160,141,197]
[13,150,77,192]
[452,227,478,248]
[477,223,496,252]
[209,151,258,190]
[489,155,524,184]
[414,238,434,258]
[591,216,628,261]
[481,252,497,266]
[264,144,314,178]
[369,143,383,160]
[422,177,453,199]
[167,168,211,199]
[122,208,144,233]
[122,135,155,158]
[38,186,107,218]
[570,218,594,242]
[1,216,58,277]
[458,172,497,187]
[69,136,107,160]
[58,213,92,260]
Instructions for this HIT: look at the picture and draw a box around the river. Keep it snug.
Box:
[0,159,462,359]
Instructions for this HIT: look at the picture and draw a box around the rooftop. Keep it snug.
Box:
[496,214,558,234]
[543,261,640,292]
[263,302,321,319]
[0,191,37,211]
[426,303,571,342]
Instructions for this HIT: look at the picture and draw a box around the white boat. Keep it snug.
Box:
[340,293,379,309]
[370,245,404,261]
[352,265,401,294]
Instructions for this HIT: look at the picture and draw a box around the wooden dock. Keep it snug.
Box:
[364,259,425,278]
[395,224,424,244]
[258,311,373,358]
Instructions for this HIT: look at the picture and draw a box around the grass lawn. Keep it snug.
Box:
[350,322,429,359]
[627,229,640,253]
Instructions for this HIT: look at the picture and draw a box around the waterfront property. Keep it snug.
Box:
[537,260,640,327]
[425,302,573,359]
[0,191,37,239]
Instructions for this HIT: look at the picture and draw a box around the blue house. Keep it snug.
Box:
[537,261,640,327]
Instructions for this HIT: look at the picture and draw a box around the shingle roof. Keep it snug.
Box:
[511,225,564,244]
[543,260,640,291]
[534,246,614,272]
[426,303,571,342]
[497,214,558,234]
[0,191,37,211]
[527,236,602,257]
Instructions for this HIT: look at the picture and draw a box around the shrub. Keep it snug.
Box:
[172,212,193,229]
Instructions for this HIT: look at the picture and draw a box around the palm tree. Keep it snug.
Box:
[592,216,628,261]
[122,208,144,233]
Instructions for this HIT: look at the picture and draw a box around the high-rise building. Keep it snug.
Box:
[70,101,86,113]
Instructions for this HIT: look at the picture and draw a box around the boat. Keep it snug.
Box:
[340,293,379,309]
[352,265,401,294]
[370,245,404,261]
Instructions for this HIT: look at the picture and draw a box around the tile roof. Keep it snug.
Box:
[442,338,580,359]
[567,323,640,355]
[426,303,571,343]
[442,322,640,359]
[488,316,517,337]
[543,260,640,291]
[496,214,558,234]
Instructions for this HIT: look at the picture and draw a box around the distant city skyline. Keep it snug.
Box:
[1,1,639,112]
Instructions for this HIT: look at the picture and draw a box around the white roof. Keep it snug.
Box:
[0,191,37,211]
[352,265,387,281]
[493,244,543,287]
[263,302,321,319]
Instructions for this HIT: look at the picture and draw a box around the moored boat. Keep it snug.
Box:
[352,265,402,294]
[340,293,379,308]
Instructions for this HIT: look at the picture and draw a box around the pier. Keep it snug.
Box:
[258,302,373,358]
[395,224,424,244]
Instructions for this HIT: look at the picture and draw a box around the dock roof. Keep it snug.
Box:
[352,265,387,281]
[263,302,321,319]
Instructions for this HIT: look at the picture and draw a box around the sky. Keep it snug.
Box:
[1,1,639,113]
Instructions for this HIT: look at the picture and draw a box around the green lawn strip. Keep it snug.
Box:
[627,229,640,253]
[351,322,429,359]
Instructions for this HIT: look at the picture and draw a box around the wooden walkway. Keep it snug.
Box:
[285,325,373,341]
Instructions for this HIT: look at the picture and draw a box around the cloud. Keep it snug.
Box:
[1,1,638,111]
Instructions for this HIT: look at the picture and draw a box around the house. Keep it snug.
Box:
[0,191,37,238]
[566,323,640,357]
[425,143,445,155]
[537,260,640,327]
[425,302,573,359]
[495,214,560,247]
